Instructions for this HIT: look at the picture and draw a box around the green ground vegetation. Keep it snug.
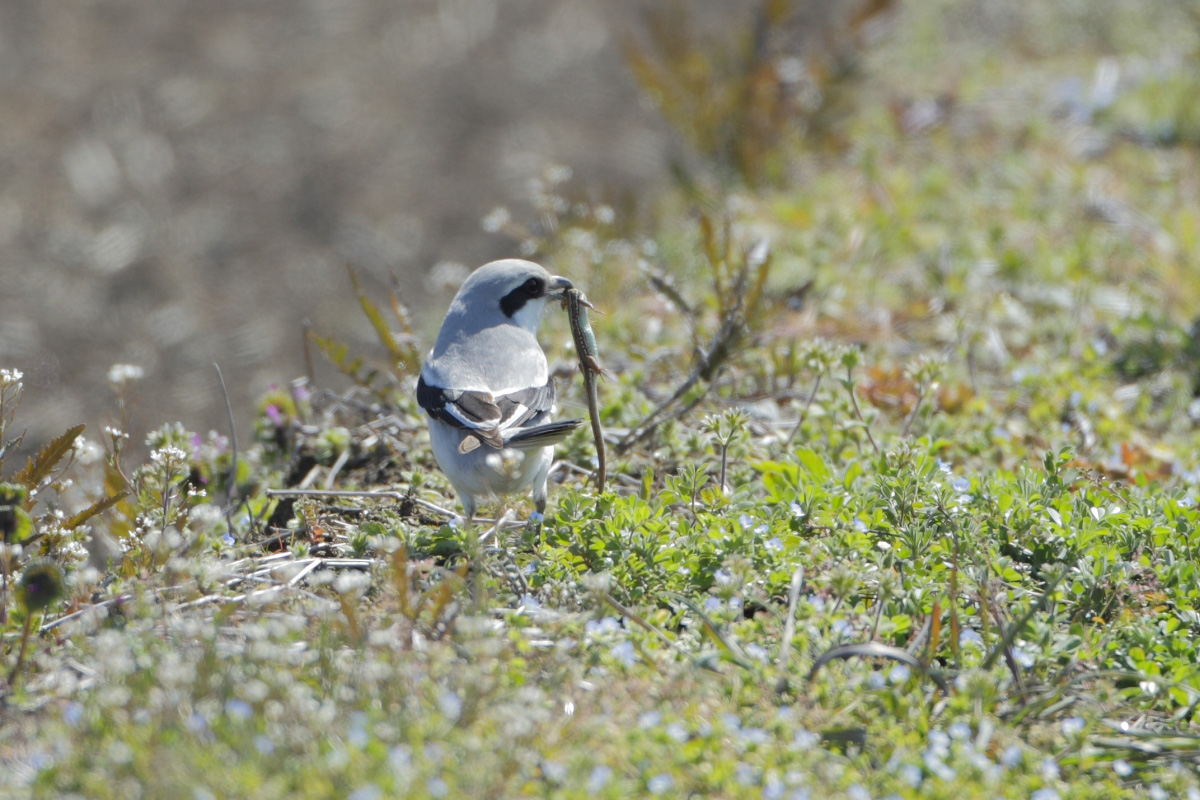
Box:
[7,1,1200,797]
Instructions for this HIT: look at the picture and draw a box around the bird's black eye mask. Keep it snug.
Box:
[499,276,545,317]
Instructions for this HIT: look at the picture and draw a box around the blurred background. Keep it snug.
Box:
[1,0,882,454]
[0,0,725,450]
[8,0,1173,453]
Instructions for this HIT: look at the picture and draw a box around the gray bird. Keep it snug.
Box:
[417,259,582,520]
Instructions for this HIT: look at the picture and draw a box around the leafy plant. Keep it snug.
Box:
[306,265,423,405]
[624,0,897,185]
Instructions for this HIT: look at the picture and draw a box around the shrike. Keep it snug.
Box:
[417,259,582,520]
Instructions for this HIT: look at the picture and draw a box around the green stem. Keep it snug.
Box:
[6,613,32,690]
[845,368,881,456]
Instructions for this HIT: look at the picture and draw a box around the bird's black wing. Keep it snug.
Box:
[417,375,556,449]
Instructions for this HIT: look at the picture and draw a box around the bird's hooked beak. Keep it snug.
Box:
[545,275,574,302]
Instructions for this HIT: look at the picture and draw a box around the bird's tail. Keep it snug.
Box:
[503,419,583,450]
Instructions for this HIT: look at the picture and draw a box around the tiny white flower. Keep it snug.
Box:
[333,570,371,597]
[481,207,510,233]
[107,363,145,385]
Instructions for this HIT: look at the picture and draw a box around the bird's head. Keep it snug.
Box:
[454,259,573,334]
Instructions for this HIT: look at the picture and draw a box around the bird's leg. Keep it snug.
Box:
[458,494,477,533]
[525,454,552,542]
[456,496,484,610]
[480,506,510,546]
[523,509,544,546]
[467,501,513,612]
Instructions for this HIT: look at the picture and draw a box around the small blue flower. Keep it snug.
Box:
[927,731,950,754]
[348,727,368,749]
[922,752,955,781]
[62,702,83,727]
[347,785,382,800]
[587,766,611,793]
[792,729,818,750]
[609,641,636,666]
[739,727,769,746]
[388,745,411,770]
[585,617,620,636]
[224,699,252,720]
[438,691,462,721]
[647,773,673,794]
[542,761,566,783]
[426,776,448,798]
[1013,644,1036,668]
[638,710,662,729]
